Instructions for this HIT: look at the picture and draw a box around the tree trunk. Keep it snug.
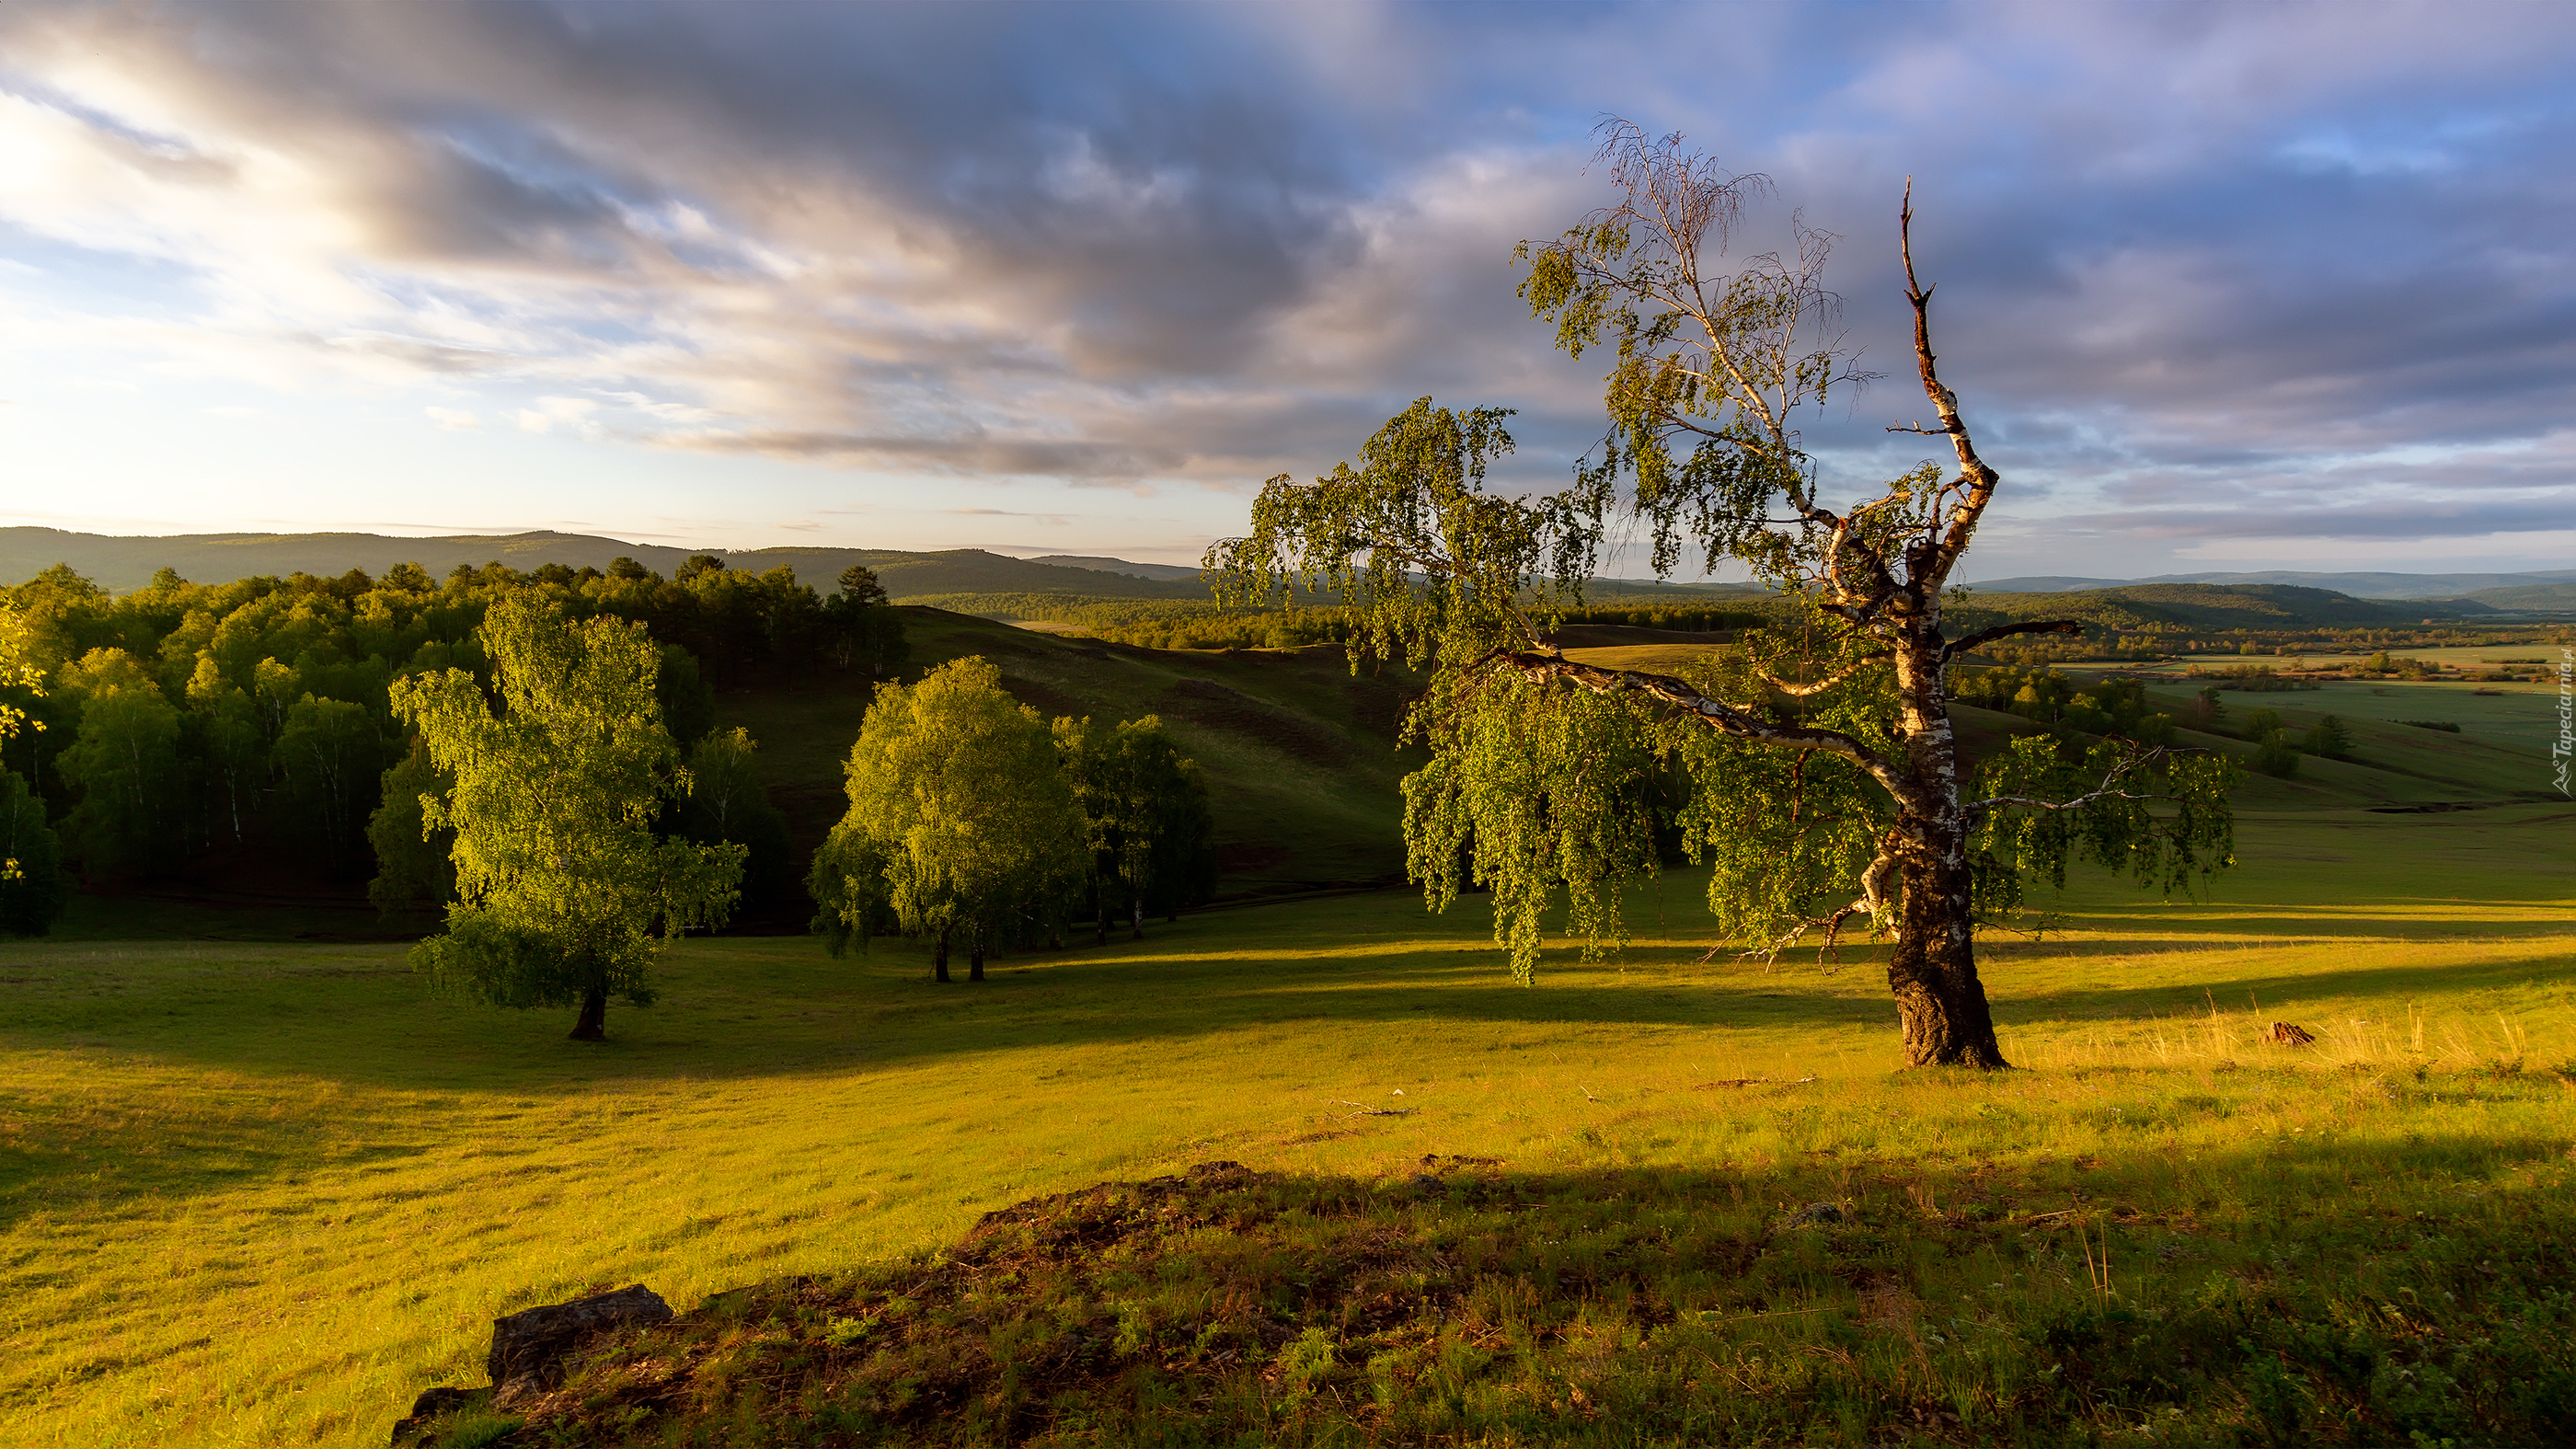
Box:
[1884,626,2008,1069]
[1096,880,1110,946]
[1885,834,2006,1068]
[1131,893,1143,941]
[933,929,951,983]
[569,986,607,1041]
[968,930,985,983]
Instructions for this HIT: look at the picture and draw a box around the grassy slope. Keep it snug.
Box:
[4,801,2573,1447]
[719,609,1415,901]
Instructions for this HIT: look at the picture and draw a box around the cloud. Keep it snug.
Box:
[514,395,597,435]
[0,0,2569,572]
[423,405,478,431]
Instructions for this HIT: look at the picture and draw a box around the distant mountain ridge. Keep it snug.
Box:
[0,526,1217,600]
[9,526,2573,620]
[1972,567,2576,603]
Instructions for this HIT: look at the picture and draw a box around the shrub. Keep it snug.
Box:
[2252,730,2303,778]
[2304,714,2352,759]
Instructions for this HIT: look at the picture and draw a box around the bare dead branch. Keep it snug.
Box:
[1939,619,2084,666]
[1964,746,2183,819]
[1894,180,2003,591]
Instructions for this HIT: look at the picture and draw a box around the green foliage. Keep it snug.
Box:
[183,657,265,844]
[904,593,1361,651]
[0,767,68,934]
[914,592,1765,653]
[0,597,42,762]
[2180,685,2228,734]
[2252,730,2305,778]
[1213,399,1611,674]
[55,651,181,880]
[1056,714,1218,933]
[365,741,454,922]
[270,694,387,875]
[677,728,794,909]
[392,596,743,1034]
[2186,662,2320,692]
[823,571,910,677]
[2305,713,2353,759]
[2401,719,2462,732]
[654,644,716,747]
[1972,735,2237,913]
[811,657,1087,963]
[1667,645,1893,958]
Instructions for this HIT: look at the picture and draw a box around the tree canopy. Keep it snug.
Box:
[1056,714,1217,941]
[391,595,743,1040]
[811,657,1089,981]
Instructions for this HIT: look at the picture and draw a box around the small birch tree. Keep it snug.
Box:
[811,657,1085,981]
[391,595,742,1041]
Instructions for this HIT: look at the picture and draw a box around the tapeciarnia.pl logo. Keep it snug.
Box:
[2554,645,2572,797]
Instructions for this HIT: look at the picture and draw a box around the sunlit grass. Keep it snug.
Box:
[2,805,2571,1446]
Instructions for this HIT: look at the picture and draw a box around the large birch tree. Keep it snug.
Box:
[1211,124,2233,1067]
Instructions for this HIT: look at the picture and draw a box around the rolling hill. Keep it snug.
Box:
[1958,581,2492,630]
[0,526,1217,601]
[1972,566,2576,609]
[722,609,1419,916]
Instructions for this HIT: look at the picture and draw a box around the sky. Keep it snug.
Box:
[2,0,2572,581]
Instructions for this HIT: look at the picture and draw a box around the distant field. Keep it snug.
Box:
[2104,666,2569,759]
[4,799,2572,1447]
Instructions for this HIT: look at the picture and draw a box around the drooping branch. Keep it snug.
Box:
[1938,619,2083,666]
[1963,746,2181,820]
[1490,648,1935,811]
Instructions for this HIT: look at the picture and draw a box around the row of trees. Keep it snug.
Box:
[809,657,1216,981]
[0,557,903,932]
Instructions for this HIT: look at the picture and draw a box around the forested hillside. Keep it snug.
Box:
[0,555,903,929]
[0,553,1420,935]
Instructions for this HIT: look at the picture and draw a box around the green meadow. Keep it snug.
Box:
[4,794,2572,1446]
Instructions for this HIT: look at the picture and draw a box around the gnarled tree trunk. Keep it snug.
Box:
[1887,847,2004,1067]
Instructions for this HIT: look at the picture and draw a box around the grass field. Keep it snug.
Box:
[4,790,2572,1446]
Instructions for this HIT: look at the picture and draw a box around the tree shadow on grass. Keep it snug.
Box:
[1988,949,2576,1029]
[14,911,2574,1098]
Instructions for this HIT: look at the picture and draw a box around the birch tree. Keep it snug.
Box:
[1211,123,2233,1067]
[391,595,742,1041]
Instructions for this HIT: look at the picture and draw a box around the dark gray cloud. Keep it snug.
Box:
[2,0,2572,571]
